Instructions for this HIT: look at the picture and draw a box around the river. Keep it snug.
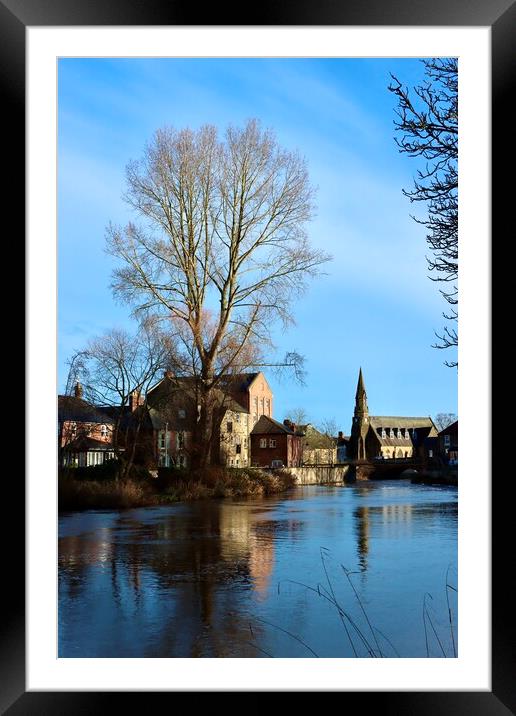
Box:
[58,480,458,658]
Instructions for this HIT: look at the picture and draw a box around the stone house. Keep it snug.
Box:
[289,422,337,465]
[336,432,350,462]
[250,415,303,468]
[145,371,274,468]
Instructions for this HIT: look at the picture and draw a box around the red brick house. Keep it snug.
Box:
[250,415,303,468]
[438,420,458,464]
[58,383,115,467]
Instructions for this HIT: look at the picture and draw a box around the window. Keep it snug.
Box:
[236,444,241,454]
[177,431,184,449]
[227,422,233,433]
[381,428,386,439]
[178,409,186,419]
[269,438,276,448]
[70,422,77,437]
[404,429,409,439]
[266,399,271,416]
[100,424,108,439]
[235,413,240,423]
[159,432,166,449]
[259,438,267,448]
[444,435,451,447]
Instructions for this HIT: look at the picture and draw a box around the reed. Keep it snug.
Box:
[249,550,457,658]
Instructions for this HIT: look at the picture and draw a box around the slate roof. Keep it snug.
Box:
[368,416,437,446]
[62,435,114,451]
[58,396,114,425]
[146,373,253,427]
[439,420,458,436]
[251,415,296,435]
[369,416,436,430]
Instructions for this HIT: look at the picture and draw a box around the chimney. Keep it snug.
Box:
[164,370,173,379]
[129,390,144,412]
[74,382,83,399]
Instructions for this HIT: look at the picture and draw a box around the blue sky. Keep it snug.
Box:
[58,57,457,432]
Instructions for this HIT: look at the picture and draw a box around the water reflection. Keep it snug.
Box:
[59,481,457,658]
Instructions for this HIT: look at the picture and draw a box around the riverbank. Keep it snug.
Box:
[58,466,296,511]
[411,466,458,486]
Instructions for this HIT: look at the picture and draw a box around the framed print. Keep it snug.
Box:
[4,0,509,710]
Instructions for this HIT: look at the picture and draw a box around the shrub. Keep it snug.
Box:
[156,466,189,490]
[58,476,155,510]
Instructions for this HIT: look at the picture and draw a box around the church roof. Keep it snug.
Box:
[369,416,436,429]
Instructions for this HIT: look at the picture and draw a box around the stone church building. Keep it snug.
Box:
[349,368,438,460]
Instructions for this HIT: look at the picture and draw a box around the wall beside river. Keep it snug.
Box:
[282,465,350,484]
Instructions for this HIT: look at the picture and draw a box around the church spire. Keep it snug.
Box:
[351,367,369,460]
[354,367,368,417]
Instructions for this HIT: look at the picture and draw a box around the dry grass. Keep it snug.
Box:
[59,466,296,510]
[58,476,155,510]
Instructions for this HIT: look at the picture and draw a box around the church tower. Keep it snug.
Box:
[350,368,369,460]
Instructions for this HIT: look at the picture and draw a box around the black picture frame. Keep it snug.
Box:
[6,0,507,711]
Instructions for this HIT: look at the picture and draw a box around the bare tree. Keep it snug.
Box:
[318,417,338,445]
[434,412,457,431]
[70,318,176,478]
[284,407,309,427]
[106,119,330,466]
[64,351,89,396]
[389,59,458,367]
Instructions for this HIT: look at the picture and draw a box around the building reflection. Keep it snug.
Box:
[354,506,370,572]
[353,503,415,572]
[59,501,305,656]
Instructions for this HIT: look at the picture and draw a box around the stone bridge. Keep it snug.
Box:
[281,459,423,485]
[349,458,424,481]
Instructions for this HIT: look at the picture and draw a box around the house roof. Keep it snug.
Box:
[58,396,114,425]
[62,435,114,452]
[439,420,458,436]
[251,415,297,435]
[148,373,256,413]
